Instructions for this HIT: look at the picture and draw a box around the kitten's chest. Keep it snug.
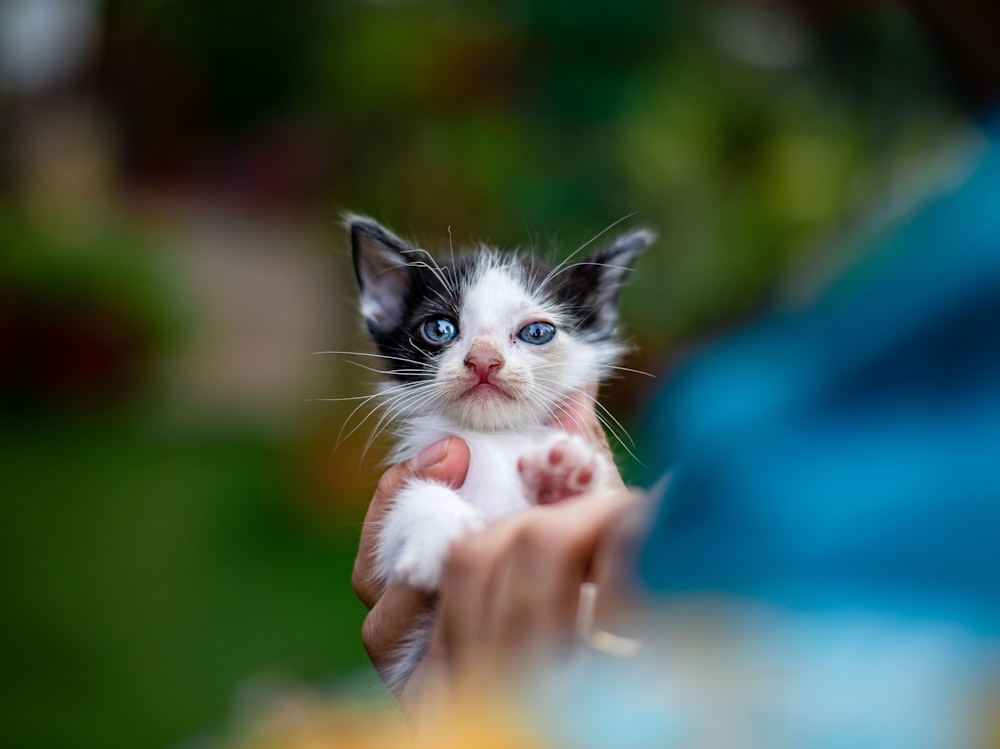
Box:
[395,420,553,521]
[459,431,550,519]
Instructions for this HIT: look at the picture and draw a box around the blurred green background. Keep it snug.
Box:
[0,1,962,747]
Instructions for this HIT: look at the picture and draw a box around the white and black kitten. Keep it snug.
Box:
[348,216,651,691]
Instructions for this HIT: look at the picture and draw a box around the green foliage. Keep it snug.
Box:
[0,211,168,327]
[0,422,368,749]
[0,211,176,412]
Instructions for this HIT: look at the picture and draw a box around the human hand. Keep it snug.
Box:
[412,388,644,705]
[353,385,640,714]
[425,488,639,692]
[352,437,471,690]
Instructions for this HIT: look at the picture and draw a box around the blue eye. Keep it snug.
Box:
[517,321,556,345]
[422,317,458,344]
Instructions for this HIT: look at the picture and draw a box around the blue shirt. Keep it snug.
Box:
[638,116,1000,634]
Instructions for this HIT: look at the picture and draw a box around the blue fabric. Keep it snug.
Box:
[637,131,1000,634]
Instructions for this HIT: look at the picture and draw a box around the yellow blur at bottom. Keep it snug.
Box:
[215,686,548,749]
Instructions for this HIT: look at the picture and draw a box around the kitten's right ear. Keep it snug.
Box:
[347,215,414,334]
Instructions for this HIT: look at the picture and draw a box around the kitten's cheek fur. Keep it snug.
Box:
[376,479,486,590]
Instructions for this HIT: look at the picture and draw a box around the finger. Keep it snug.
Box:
[433,520,516,671]
[485,528,579,659]
[362,582,436,678]
[353,438,471,608]
[433,490,633,675]
[491,491,630,644]
[592,488,654,630]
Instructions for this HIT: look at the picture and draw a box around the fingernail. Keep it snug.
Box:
[414,438,450,469]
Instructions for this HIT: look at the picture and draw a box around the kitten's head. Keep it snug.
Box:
[348,216,652,432]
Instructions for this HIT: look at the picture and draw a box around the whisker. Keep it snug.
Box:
[536,377,636,448]
[336,389,400,447]
[362,387,445,460]
[414,282,454,309]
[364,393,432,456]
[530,378,644,466]
[312,382,415,441]
[336,381,437,448]
[450,228,462,293]
[342,359,419,376]
[402,251,457,296]
[534,386,611,453]
[314,350,431,367]
[542,260,635,286]
[591,398,638,450]
[406,336,436,361]
[606,365,656,379]
[537,212,638,294]
[336,393,386,447]
[307,393,399,403]
[342,359,435,378]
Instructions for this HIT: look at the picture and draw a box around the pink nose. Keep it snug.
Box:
[464,349,503,381]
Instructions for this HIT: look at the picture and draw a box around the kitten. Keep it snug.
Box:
[348,216,652,691]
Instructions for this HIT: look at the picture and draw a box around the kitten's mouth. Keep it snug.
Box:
[461,381,513,400]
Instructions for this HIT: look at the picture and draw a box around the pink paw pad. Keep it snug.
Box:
[520,434,607,505]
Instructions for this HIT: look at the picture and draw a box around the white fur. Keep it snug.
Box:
[379,417,567,588]
[412,260,620,432]
[378,421,602,693]
[370,261,618,692]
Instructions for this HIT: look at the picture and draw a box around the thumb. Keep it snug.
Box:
[354,438,471,608]
[410,437,472,488]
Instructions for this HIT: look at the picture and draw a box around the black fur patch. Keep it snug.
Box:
[349,217,652,383]
[540,229,654,338]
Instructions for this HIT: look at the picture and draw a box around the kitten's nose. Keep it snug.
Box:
[464,346,504,381]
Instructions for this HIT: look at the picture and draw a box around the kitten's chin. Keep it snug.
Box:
[444,395,542,433]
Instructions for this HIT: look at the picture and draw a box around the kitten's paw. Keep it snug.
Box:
[519,433,609,505]
[392,504,485,590]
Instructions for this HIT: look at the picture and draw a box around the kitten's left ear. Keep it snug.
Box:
[568,228,655,334]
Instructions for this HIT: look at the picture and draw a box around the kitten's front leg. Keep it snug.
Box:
[377,479,485,590]
[518,432,612,505]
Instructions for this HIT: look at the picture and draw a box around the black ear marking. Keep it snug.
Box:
[562,228,655,335]
[347,215,416,334]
